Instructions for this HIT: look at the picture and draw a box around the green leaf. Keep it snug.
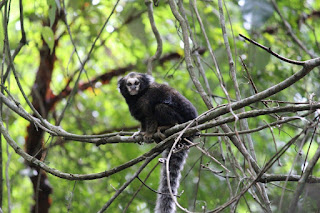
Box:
[41,26,54,54]
[241,0,274,29]
[47,0,57,27]
[123,7,147,47]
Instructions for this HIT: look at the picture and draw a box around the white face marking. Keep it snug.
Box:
[126,77,140,95]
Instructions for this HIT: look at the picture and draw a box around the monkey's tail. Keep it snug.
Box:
[155,145,189,213]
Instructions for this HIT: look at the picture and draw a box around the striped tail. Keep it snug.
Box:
[155,147,189,213]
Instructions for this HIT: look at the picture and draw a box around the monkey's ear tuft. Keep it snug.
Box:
[145,74,154,84]
[117,77,124,93]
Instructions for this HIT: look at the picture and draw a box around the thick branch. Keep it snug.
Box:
[2,86,319,145]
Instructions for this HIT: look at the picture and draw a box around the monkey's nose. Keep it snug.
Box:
[130,86,137,90]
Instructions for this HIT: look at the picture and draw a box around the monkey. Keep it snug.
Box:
[118,72,197,213]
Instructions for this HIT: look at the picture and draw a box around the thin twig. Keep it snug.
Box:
[145,0,162,75]
[264,120,281,166]
[57,0,120,125]
[278,134,309,210]
[288,127,320,212]
[123,162,159,212]
[97,152,159,213]
[211,129,307,212]
[301,117,319,174]
[67,181,77,213]
[169,0,212,109]
[185,138,230,172]
[239,34,305,66]
[200,113,309,137]
[0,117,170,181]
[271,0,318,59]
[2,4,51,131]
[193,0,239,122]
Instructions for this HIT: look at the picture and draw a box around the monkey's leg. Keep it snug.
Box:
[156,125,172,140]
[143,117,158,143]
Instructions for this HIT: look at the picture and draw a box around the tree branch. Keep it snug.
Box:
[145,0,162,75]
[239,34,305,65]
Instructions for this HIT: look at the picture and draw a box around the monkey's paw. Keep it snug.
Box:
[132,131,142,138]
[132,131,144,144]
[143,133,154,143]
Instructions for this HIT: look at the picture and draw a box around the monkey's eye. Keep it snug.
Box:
[134,81,140,85]
[127,82,132,86]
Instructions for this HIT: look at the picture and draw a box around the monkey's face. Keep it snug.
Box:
[126,77,141,95]
[118,72,154,97]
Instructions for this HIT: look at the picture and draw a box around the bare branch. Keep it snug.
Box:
[168,0,212,108]
[239,34,305,65]
[288,120,320,212]
[145,0,162,75]
[0,118,163,181]
[211,129,306,212]
[57,0,121,125]
[259,174,320,183]
[97,152,158,213]
[271,0,318,59]
[198,57,320,125]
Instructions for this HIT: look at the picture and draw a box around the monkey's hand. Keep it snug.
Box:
[143,132,154,143]
[132,131,154,144]
[132,130,142,138]
[132,130,145,145]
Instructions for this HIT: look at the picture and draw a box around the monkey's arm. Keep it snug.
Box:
[132,118,158,143]
[131,120,146,139]
[143,117,158,142]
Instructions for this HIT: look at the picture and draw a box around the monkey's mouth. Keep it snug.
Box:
[128,89,139,95]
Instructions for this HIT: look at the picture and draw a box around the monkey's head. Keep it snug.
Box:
[118,72,154,97]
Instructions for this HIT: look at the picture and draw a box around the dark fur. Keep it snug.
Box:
[118,72,197,213]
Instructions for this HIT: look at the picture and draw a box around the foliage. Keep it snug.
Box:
[1,0,320,212]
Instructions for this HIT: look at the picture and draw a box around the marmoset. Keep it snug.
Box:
[118,72,197,213]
